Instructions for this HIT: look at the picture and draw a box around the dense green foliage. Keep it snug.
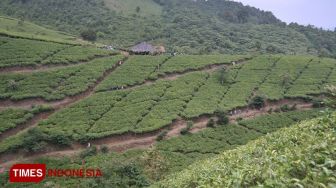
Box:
[0,105,52,134]
[96,55,169,91]
[0,36,115,68]
[0,16,77,43]
[259,56,336,99]
[0,149,149,188]
[42,46,116,65]
[97,54,247,92]
[157,112,336,187]
[0,55,124,100]
[40,72,208,141]
[153,55,248,75]
[0,0,335,56]
[0,36,67,68]
[0,108,33,134]
[156,109,321,173]
[1,55,334,153]
[0,110,323,187]
[238,110,321,133]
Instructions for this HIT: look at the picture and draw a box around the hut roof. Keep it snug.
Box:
[130,42,155,53]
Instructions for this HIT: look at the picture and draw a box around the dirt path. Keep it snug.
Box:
[0,59,248,110]
[99,58,250,92]
[0,98,314,167]
[0,58,251,144]
[0,54,118,74]
[229,99,313,121]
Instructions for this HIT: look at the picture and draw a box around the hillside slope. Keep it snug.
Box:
[156,112,336,187]
[0,0,335,56]
[0,16,78,43]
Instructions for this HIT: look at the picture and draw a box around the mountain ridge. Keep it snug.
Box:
[0,0,335,56]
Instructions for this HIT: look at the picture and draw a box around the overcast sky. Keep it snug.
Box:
[234,0,336,30]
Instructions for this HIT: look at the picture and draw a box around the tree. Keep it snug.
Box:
[318,48,329,58]
[136,6,141,13]
[22,128,47,152]
[266,45,276,53]
[255,41,262,51]
[80,29,97,42]
[98,163,149,187]
[219,67,228,85]
[215,110,229,125]
[250,96,265,109]
[97,31,105,39]
[237,9,248,23]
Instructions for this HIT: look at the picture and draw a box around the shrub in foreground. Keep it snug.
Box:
[157,113,336,187]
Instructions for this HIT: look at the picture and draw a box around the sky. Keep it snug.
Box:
[234,0,336,30]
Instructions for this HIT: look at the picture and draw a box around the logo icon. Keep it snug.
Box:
[9,164,46,183]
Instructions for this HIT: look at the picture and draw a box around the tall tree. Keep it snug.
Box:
[219,67,228,85]
[80,29,97,42]
[237,9,248,23]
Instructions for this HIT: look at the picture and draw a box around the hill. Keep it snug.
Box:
[0,16,79,44]
[156,112,336,187]
[103,0,162,16]
[0,0,335,56]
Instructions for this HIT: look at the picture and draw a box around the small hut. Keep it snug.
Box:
[130,42,155,55]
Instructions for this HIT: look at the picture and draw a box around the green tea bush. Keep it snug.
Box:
[157,113,336,187]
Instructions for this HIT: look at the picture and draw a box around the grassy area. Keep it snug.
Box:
[0,55,124,101]
[152,54,250,76]
[0,110,324,187]
[0,36,115,68]
[96,55,250,92]
[0,106,52,134]
[156,109,322,173]
[156,112,336,187]
[96,55,169,91]
[1,55,334,153]
[0,16,77,44]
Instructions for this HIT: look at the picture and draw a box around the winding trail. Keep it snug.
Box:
[97,58,250,93]
[0,54,118,74]
[0,58,250,142]
[0,98,313,167]
[0,59,247,110]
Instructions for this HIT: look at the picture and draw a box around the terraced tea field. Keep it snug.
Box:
[0,49,335,158]
[0,36,116,70]
[0,33,335,188]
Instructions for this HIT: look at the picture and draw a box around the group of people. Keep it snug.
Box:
[229,108,243,115]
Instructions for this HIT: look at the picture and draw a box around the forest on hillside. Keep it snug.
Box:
[0,1,335,186]
[0,0,335,56]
